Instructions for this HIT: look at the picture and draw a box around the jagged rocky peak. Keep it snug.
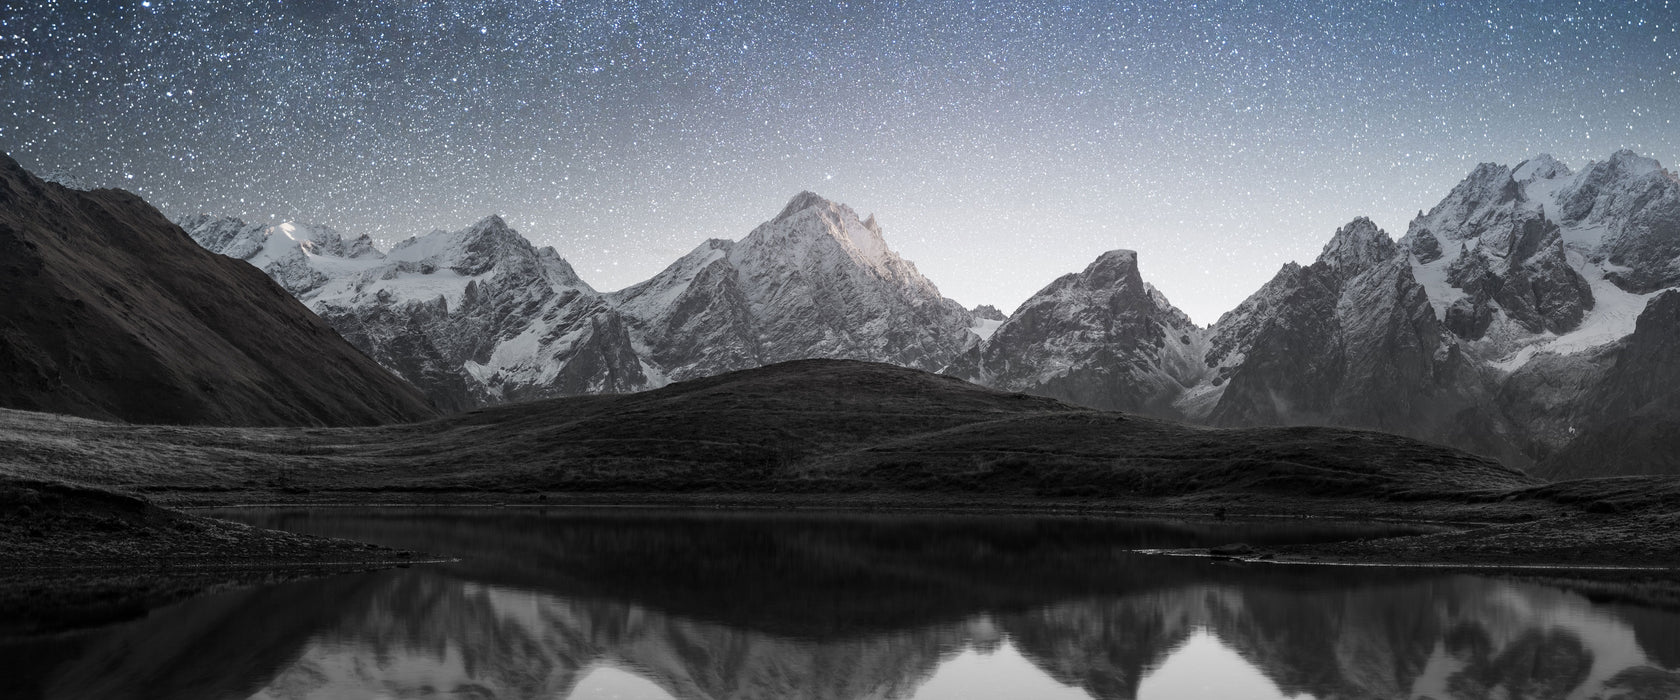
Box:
[1512,153,1572,183]
[968,304,1009,342]
[180,214,383,262]
[1317,217,1398,276]
[278,221,377,258]
[387,214,541,277]
[611,191,976,383]
[1406,161,1520,245]
[1203,217,1410,388]
[1550,151,1680,292]
[1556,149,1672,225]
[179,214,390,296]
[773,190,834,223]
[1079,249,1147,290]
[949,248,1207,416]
[756,190,898,270]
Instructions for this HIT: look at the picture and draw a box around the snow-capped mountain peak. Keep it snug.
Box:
[1512,153,1572,183]
[187,193,975,409]
[755,191,899,274]
[178,214,386,295]
[381,214,538,277]
[949,247,1207,416]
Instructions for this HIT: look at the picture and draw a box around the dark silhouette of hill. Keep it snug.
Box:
[0,153,434,426]
[0,358,1534,500]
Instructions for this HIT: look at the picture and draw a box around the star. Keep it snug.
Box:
[2,0,1677,323]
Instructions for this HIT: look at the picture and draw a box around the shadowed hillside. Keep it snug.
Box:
[0,359,1534,502]
[0,153,434,426]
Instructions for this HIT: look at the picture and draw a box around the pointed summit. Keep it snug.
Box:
[381,214,545,277]
[774,191,835,223]
[1513,153,1571,182]
[749,191,903,272]
[1080,249,1145,290]
[1607,148,1662,170]
[1317,217,1397,275]
[469,213,511,233]
[948,246,1204,416]
[971,304,1007,322]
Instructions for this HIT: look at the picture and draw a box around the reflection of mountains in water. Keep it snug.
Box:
[30,567,1680,700]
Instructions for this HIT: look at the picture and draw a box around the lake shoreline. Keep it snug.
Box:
[24,485,1680,572]
[8,481,1678,637]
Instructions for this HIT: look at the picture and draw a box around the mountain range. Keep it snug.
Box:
[181,193,975,413]
[179,149,1680,477]
[178,149,1680,477]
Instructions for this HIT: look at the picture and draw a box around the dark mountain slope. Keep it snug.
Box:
[0,152,434,426]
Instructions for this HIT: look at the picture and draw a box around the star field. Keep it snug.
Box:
[5,0,1680,323]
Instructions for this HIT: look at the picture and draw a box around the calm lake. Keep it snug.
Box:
[7,507,1680,700]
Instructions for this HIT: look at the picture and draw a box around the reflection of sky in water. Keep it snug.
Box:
[912,632,1306,700]
[911,642,1093,700]
[229,576,1679,700]
[28,510,1680,700]
[536,633,1295,700]
[569,665,676,700]
[1138,632,1305,700]
[558,615,1661,700]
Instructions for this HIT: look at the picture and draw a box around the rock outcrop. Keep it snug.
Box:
[946,249,1206,417]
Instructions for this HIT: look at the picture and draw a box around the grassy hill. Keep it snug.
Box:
[0,359,1535,505]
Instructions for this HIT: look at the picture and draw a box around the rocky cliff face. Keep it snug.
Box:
[1540,290,1680,477]
[1196,219,1522,463]
[609,192,977,383]
[0,152,435,426]
[945,249,1206,417]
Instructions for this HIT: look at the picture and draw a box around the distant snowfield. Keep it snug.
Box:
[970,317,1004,341]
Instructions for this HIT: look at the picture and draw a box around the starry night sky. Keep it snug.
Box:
[4,0,1680,323]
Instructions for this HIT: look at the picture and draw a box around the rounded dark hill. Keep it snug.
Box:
[345,359,1535,498]
[0,152,435,426]
[406,358,1077,487]
[0,359,1534,502]
[448,357,1072,430]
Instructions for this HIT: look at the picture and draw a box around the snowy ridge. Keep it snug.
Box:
[1398,150,1680,370]
[183,191,975,410]
[182,151,1680,473]
[185,213,640,411]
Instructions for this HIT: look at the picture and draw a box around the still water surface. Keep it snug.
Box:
[11,507,1680,699]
